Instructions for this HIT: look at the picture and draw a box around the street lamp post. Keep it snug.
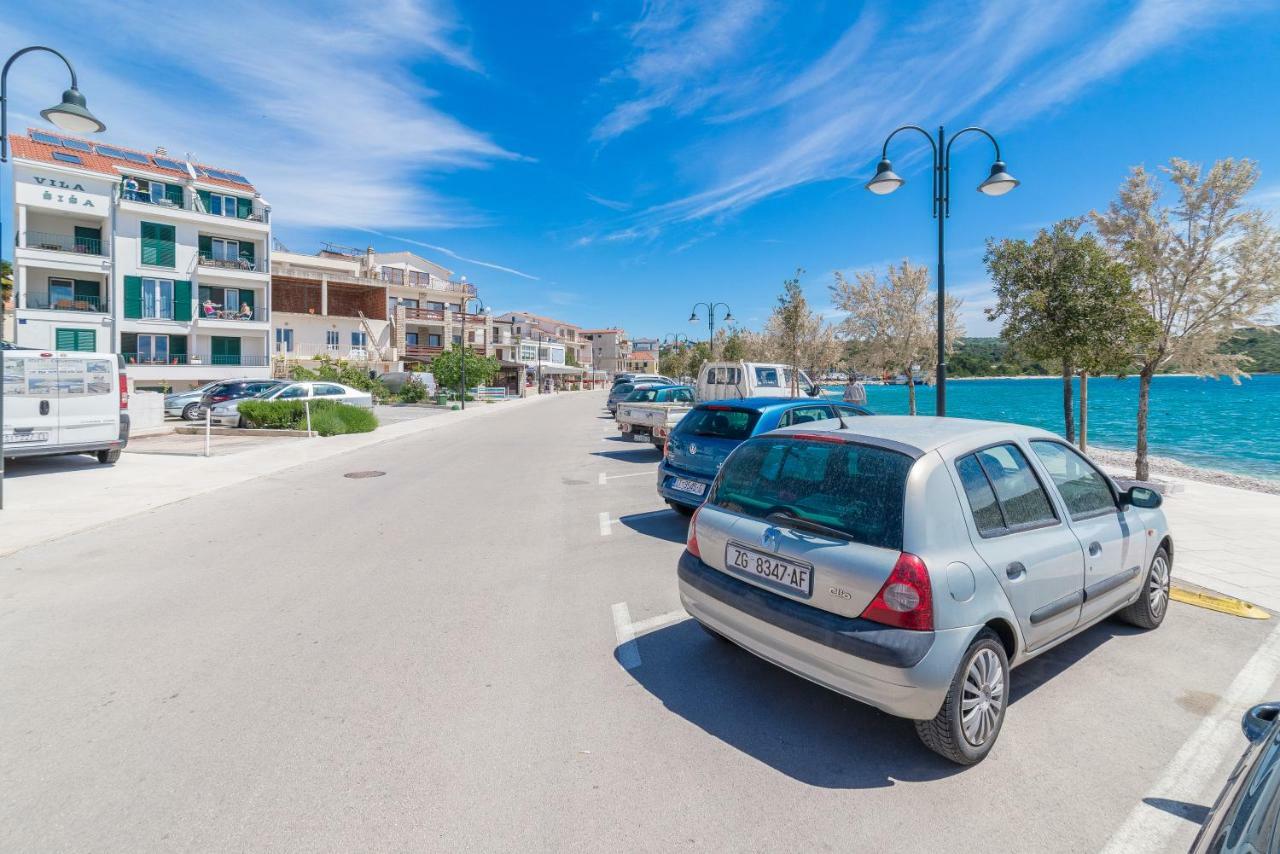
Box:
[1,46,106,510]
[688,302,733,359]
[866,125,1018,417]
[458,294,487,410]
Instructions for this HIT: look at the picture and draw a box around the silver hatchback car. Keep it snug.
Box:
[679,417,1171,765]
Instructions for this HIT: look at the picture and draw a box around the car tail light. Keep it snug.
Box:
[686,507,702,559]
[118,371,129,410]
[860,553,933,631]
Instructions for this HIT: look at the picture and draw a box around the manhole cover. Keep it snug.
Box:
[344,470,386,479]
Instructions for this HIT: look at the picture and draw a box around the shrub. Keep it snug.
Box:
[398,380,427,403]
[238,399,378,436]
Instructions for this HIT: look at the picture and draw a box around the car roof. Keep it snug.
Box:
[693,396,834,412]
[769,416,1060,458]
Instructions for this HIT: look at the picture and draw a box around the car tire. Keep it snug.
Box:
[914,628,1008,766]
[1116,547,1172,630]
[667,500,695,517]
[96,448,121,465]
[181,402,201,421]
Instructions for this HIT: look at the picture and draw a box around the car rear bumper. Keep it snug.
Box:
[678,550,970,720]
[208,414,241,427]
[657,461,711,507]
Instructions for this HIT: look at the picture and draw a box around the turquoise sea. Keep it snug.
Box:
[823,374,1279,481]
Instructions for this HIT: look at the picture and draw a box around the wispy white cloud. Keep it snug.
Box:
[585,192,632,211]
[356,228,540,280]
[0,0,516,229]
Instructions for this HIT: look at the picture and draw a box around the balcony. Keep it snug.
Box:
[403,344,445,360]
[198,254,267,273]
[404,308,445,322]
[21,230,106,256]
[122,353,271,367]
[197,305,268,322]
[120,188,189,211]
[23,293,108,313]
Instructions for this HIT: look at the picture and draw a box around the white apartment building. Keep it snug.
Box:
[8,129,271,391]
[493,312,590,368]
[270,245,489,371]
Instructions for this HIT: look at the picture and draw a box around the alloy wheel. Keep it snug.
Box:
[960,648,1005,747]
[1149,555,1171,619]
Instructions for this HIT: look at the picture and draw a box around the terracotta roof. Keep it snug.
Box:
[9,129,257,192]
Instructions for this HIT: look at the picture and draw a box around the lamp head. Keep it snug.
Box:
[978,161,1019,196]
[865,158,904,195]
[42,88,106,134]
[723,310,734,323]
[688,312,699,323]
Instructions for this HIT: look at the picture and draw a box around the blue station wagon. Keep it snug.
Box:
[657,397,871,514]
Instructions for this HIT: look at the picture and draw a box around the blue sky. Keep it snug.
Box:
[4,0,1280,338]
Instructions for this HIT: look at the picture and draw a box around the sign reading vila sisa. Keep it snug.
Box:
[31,176,96,208]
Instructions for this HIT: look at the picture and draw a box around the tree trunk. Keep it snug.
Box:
[1061,360,1075,443]
[906,370,917,416]
[1135,367,1153,481]
[1078,371,1089,452]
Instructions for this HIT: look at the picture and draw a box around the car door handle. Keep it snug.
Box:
[1088,541,1102,557]
[1006,562,1026,580]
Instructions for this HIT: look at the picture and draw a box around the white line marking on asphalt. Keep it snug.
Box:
[1100,622,1280,854]
[629,610,687,635]
[598,472,607,485]
[598,470,654,483]
[598,512,613,536]
[612,602,642,669]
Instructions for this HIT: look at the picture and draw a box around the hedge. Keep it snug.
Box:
[237,399,378,436]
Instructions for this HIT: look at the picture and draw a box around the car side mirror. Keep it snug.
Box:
[1121,485,1162,509]
[1243,703,1280,743]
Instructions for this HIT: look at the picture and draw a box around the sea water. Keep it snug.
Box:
[824,374,1279,480]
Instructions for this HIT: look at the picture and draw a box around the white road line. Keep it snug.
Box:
[612,602,642,669]
[629,610,687,635]
[598,470,654,483]
[1101,622,1280,854]
[598,472,607,485]
[598,512,613,536]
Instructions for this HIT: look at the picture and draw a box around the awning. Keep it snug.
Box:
[536,364,584,375]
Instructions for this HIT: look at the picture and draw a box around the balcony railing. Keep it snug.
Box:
[198,254,267,273]
[120,189,189,210]
[198,305,267,322]
[24,293,107,312]
[272,263,473,295]
[403,344,445,359]
[22,231,106,256]
[122,353,271,367]
[404,308,445,322]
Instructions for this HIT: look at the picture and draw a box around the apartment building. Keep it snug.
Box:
[582,328,629,376]
[8,129,271,390]
[270,245,489,372]
[625,337,658,373]
[493,312,589,368]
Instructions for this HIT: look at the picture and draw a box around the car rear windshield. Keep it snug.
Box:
[677,407,761,440]
[613,383,635,396]
[709,436,913,550]
[627,388,663,402]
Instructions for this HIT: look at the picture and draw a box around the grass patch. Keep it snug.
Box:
[238,399,378,436]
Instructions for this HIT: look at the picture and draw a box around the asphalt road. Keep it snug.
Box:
[1,390,1276,852]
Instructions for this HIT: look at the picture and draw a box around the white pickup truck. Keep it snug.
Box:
[615,385,695,447]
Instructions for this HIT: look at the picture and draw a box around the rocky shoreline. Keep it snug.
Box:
[1088,446,1280,496]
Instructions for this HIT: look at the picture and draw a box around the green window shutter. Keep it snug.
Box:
[140,221,174,267]
[123,275,142,318]
[240,290,254,311]
[239,241,255,266]
[157,223,176,267]
[55,329,96,352]
[197,189,211,213]
[73,280,99,300]
[236,197,252,219]
[198,234,212,259]
[121,332,137,360]
[55,328,76,350]
[169,334,187,360]
[211,336,241,364]
[165,183,184,206]
[173,280,192,321]
[140,222,158,265]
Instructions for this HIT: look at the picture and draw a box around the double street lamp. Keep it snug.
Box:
[688,302,733,359]
[458,295,488,410]
[866,124,1018,416]
[1,46,106,510]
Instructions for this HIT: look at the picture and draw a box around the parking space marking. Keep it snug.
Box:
[598,512,614,535]
[599,470,654,484]
[611,602,642,669]
[1101,622,1280,853]
[629,609,687,635]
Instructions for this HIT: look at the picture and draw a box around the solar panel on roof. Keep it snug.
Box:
[31,130,62,146]
[224,173,251,185]
[120,151,150,164]
[152,157,186,171]
[52,152,82,164]
[94,144,128,159]
[60,138,91,152]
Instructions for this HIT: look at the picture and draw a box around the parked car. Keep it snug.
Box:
[678,416,1171,764]
[1192,702,1280,852]
[658,398,870,513]
[198,379,283,414]
[613,373,673,387]
[695,361,822,401]
[165,381,229,420]
[608,380,671,415]
[617,385,697,445]
[2,350,129,464]
[208,381,374,427]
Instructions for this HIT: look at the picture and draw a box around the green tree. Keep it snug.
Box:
[1094,158,1280,479]
[765,270,841,394]
[430,345,499,393]
[985,218,1154,447]
[1,259,12,305]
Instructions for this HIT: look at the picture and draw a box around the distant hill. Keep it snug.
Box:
[948,328,1278,377]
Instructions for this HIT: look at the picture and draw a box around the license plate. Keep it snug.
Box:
[725,542,813,597]
[671,477,706,496]
[3,431,49,444]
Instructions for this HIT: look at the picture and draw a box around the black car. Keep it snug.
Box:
[1191,702,1280,852]
[199,380,282,411]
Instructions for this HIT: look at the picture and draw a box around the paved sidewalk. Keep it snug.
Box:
[0,393,561,558]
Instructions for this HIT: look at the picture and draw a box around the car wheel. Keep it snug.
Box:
[914,628,1008,766]
[667,500,695,517]
[182,402,201,421]
[1116,547,1172,630]
[96,449,121,465]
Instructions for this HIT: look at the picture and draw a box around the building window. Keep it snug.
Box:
[453,334,462,345]
[326,330,339,350]
[210,238,240,262]
[406,332,419,346]
[141,278,175,319]
[137,333,169,364]
[55,328,96,351]
[381,266,404,285]
[427,334,441,348]
[209,194,239,217]
[426,301,444,311]
[351,331,367,349]
[275,327,294,353]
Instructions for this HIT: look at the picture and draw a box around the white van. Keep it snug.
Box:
[695,361,822,402]
[2,349,129,464]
